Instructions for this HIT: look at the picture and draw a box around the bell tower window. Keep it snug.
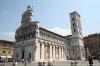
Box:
[72,18,75,21]
[74,28,76,32]
[73,23,75,27]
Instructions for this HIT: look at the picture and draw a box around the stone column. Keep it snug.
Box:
[53,45,55,60]
[41,43,44,61]
[35,42,40,61]
[55,46,57,60]
[45,45,47,60]
[40,44,42,59]
[56,46,58,60]
[44,44,46,60]
[63,47,66,60]
[61,47,64,60]
[59,46,61,60]
[48,45,50,60]
[52,45,53,59]
[57,47,59,59]
[61,47,62,60]
[50,45,52,61]
[80,47,83,60]
[62,46,65,60]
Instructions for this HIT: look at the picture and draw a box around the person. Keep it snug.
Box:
[88,56,93,66]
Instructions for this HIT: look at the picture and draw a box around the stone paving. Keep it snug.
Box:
[0,60,100,66]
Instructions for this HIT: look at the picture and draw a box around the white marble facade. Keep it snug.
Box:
[14,6,85,62]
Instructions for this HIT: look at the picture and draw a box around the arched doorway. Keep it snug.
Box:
[22,51,24,59]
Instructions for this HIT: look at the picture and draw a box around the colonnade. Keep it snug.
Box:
[36,41,65,61]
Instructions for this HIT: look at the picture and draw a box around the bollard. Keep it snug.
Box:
[48,61,53,66]
[13,60,16,66]
[13,61,17,66]
[25,61,27,66]
[3,62,5,66]
[48,62,51,66]
[74,61,78,66]
[43,62,45,66]
[38,62,42,66]
[70,61,74,66]
[15,61,17,66]
[13,62,15,66]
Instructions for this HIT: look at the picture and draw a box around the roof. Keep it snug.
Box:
[84,33,100,38]
[0,40,15,43]
[64,35,72,37]
[39,27,65,39]
[70,11,80,17]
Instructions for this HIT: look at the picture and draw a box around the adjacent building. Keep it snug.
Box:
[0,40,14,61]
[14,6,85,61]
[84,33,100,60]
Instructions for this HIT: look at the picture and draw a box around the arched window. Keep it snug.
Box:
[72,18,75,21]
[74,28,76,32]
[73,23,75,27]
[16,53,18,59]
[22,51,24,59]
[2,50,6,54]
[29,53,31,59]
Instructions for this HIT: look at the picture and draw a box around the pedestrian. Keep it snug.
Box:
[88,56,93,66]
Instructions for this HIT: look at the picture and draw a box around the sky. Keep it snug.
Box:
[0,0,100,41]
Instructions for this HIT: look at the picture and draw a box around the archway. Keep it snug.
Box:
[22,51,24,59]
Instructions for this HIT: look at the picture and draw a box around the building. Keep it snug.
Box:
[65,12,85,60]
[14,6,85,61]
[84,33,100,60]
[0,40,14,61]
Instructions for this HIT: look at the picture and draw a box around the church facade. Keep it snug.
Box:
[14,6,85,61]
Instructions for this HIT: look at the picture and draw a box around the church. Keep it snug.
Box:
[14,6,85,61]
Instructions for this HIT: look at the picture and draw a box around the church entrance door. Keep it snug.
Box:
[22,51,25,59]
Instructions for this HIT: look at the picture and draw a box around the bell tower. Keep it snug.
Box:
[69,11,85,60]
[70,11,83,39]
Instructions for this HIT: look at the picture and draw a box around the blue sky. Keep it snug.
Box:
[0,0,100,41]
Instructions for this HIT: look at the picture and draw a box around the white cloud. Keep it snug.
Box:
[0,32,15,36]
[0,32,15,41]
[48,27,71,36]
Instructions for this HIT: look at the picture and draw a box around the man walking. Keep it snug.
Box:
[88,56,93,66]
